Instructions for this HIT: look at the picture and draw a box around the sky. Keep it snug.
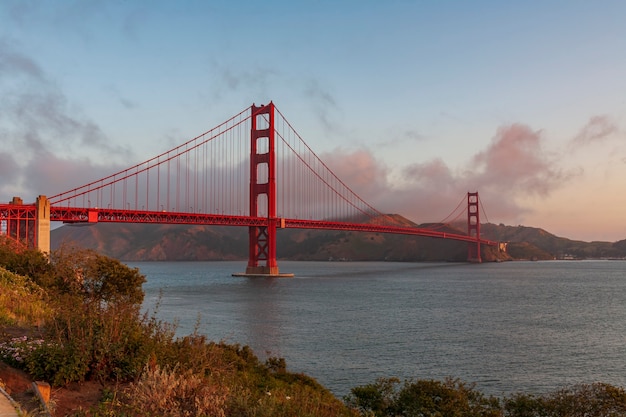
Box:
[1,0,625,242]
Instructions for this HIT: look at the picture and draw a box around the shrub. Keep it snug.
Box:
[31,294,176,385]
[0,245,156,386]
[346,377,501,417]
[395,378,501,417]
[117,364,229,417]
[0,336,44,368]
[0,267,51,326]
[48,245,145,305]
[344,377,400,416]
[0,236,52,286]
[25,338,90,386]
[504,383,626,417]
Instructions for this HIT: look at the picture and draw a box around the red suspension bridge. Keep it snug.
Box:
[0,102,498,276]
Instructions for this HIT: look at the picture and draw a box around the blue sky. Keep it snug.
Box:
[1,0,625,241]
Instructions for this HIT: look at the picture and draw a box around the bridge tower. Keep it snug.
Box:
[467,192,481,263]
[240,102,292,277]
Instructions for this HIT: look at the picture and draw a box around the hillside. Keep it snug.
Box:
[480,223,626,260]
[51,218,626,262]
[53,223,248,261]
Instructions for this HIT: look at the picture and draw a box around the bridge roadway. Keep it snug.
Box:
[48,207,498,246]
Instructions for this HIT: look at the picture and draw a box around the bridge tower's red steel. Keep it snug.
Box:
[467,191,481,263]
[244,102,285,276]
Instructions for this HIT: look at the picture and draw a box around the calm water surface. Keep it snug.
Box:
[131,260,626,397]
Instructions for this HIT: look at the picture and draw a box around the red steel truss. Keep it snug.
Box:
[0,203,37,248]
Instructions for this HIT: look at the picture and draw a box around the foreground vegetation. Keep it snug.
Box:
[1,236,626,416]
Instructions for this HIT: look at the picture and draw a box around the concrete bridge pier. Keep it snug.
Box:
[36,195,50,254]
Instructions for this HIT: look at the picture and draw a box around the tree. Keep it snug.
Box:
[345,377,400,416]
[0,236,52,286]
[49,245,145,307]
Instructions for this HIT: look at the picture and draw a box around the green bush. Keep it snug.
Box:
[0,236,52,287]
[48,245,145,305]
[346,377,500,417]
[344,377,400,416]
[25,339,90,386]
[348,379,626,417]
[395,378,501,417]
[32,294,175,385]
[0,266,51,326]
[0,243,156,385]
[504,383,626,417]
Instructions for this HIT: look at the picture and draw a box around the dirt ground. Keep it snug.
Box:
[0,361,106,416]
[0,326,105,416]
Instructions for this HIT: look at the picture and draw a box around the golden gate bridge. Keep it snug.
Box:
[0,102,498,276]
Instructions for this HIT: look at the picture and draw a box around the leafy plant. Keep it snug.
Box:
[346,377,501,417]
[0,236,52,286]
[504,383,626,417]
[0,267,50,326]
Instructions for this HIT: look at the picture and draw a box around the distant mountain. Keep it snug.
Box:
[50,217,626,262]
[52,223,248,261]
[480,223,626,260]
[277,217,506,262]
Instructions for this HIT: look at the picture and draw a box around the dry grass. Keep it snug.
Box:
[0,267,50,328]
[119,364,229,417]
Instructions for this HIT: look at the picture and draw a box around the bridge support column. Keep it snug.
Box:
[467,192,481,263]
[36,195,50,254]
[235,102,292,277]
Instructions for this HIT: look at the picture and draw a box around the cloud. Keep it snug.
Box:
[207,59,278,102]
[377,128,425,148]
[570,115,618,148]
[319,148,389,202]
[23,152,128,198]
[471,124,566,197]
[0,41,133,200]
[303,79,343,135]
[320,123,574,226]
[0,38,43,78]
[0,152,19,183]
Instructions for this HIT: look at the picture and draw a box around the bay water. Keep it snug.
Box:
[131,260,626,398]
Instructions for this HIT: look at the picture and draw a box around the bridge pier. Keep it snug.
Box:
[36,195,51,254]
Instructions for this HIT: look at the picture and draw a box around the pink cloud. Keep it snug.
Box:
[319,148,390,202]
[316,123,574,226]
[471,124,565,197]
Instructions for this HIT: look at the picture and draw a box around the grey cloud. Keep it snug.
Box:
[303,78,343,135]
[0,41,133,199]
[570,115,618,147]
[208,59,278,101]
[0,38,43,78]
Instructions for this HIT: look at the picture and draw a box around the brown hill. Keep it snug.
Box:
[480,223,625,260]
[52,223,247,261]
[51,216,506,262]
[51,217,624,262]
